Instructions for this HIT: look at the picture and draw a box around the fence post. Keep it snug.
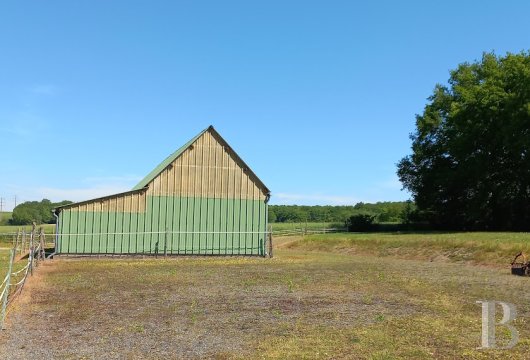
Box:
[31,222,36,254]
[15,230,20,254]
[164,228,168,257]
[40,229,45,261]
[29,246,34,276]
[21,230,26,255]
[1,249,15,330]
[29,223,35,272]
[268,226,273,258]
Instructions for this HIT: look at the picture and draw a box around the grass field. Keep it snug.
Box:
[270,222,345,232]
[283,232,530,266]
[1,232,530,359]
[0,224,56,248]
[0,223,55,234]
[0,248,27,283]
[0,212,12,226]
[0,248,15,276]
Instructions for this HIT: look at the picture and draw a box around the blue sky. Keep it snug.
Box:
[1,1,529,211]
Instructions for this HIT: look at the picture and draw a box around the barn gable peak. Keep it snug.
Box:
[132,126,270,196]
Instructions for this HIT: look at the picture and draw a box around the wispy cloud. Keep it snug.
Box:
[3,175,142,210]
[270,176,409,206]
[271,193,360,205]
[0,112,49,139]
[36,175,143,203]
[375,177,402,190]
[35,185,133,203]
[81,175,143,185]
[28,84,58,96]
[0,85,58,140]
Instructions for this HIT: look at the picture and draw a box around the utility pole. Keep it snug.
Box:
[14,195,17,208]
[0,197,4,212]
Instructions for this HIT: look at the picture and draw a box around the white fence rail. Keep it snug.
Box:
[272,227,344,237]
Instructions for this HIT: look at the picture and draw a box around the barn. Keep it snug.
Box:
[53,126,270,256]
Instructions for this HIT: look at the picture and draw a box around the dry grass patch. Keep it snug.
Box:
[1,248,530,359]
[284,232,530,266]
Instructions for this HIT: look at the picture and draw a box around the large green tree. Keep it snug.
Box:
[11,199,72,225]
[398,52,530,230]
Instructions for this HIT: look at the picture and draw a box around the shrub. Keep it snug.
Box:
[346,214,376,232]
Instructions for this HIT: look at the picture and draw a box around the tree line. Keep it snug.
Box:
[269,202,411,224]
[10,199,411,226]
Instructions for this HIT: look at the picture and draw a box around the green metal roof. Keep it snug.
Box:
[131,126,210,190]
[54,188,147,213]
[132,126,270,195]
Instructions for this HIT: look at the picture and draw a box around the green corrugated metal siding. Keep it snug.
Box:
[57,196,267,255]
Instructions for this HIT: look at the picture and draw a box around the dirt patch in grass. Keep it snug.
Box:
[2,250,530,359]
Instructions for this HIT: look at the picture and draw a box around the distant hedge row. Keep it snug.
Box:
[269,201,412,224]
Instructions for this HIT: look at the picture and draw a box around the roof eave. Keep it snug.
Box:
[53,187,148,214]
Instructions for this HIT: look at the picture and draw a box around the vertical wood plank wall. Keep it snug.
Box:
[57,131,268,255]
